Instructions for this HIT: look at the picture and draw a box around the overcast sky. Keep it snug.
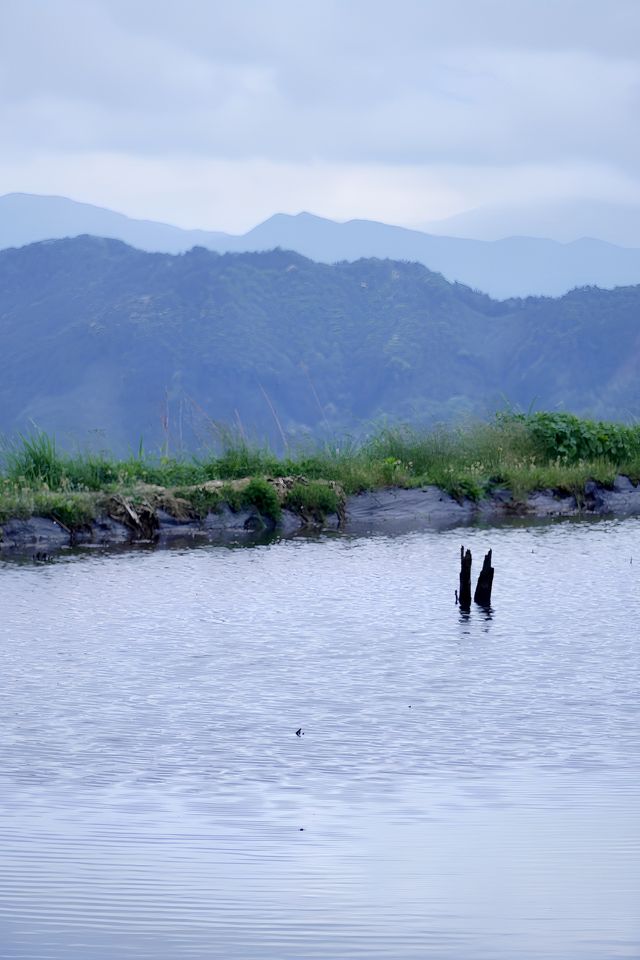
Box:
[1,0,639,231]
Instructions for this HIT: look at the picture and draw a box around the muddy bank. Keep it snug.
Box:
[345,475,640,535]
[2,475,640,556]
[0,503,342,556]
[0,476,345,556]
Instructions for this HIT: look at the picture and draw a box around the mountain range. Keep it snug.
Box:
[3,193,640,299]
[1,236,639,452]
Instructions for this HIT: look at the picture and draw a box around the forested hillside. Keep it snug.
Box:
[1,237,639,452]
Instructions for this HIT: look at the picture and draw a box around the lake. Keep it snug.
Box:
[0,519,639,958]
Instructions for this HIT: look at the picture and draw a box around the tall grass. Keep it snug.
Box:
[2,414,640,523]
[3,431,66,488]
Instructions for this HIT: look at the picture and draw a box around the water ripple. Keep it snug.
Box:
[0,519,639,957]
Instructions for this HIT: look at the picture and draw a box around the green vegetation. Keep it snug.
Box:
[283,481,342,520]
[512,411,640,464]
[1,414,640,529]
[0,480,97,527]
[170,485,221,519]
[239,478,282,522]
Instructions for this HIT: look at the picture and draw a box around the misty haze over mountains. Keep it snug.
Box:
[2,236,640,453]
[423,198,640,248]
[3,193,640,300]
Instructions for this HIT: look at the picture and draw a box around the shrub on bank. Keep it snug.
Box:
[508,412,640,464]
[240,478,282,521]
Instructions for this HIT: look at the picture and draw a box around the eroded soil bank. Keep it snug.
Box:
[2,475,640,557]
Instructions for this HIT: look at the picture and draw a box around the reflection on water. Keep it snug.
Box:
[0,520,639,958]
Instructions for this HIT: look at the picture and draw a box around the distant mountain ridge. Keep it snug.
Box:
[424,198,640,248]
[3,193,640,299]
[1,236,639,452]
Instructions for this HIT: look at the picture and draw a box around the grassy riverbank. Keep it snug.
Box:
[2,413,640,528]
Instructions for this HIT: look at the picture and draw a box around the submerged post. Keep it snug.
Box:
[459,545,472,611]
[474,549,494,607]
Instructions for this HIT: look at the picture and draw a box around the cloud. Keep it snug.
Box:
[1,0,639,227]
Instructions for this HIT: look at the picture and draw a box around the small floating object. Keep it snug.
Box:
[295,728,303,737]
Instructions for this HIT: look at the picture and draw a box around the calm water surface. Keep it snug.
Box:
[0,520,639,958]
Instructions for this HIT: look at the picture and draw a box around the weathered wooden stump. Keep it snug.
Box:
[459,545,472,611]
[474,549,494,607]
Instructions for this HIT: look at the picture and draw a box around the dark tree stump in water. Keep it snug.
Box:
[459,546,472,611]
[474,549,494,607]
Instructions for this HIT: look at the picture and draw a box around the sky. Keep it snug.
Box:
[1,0,640,233]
